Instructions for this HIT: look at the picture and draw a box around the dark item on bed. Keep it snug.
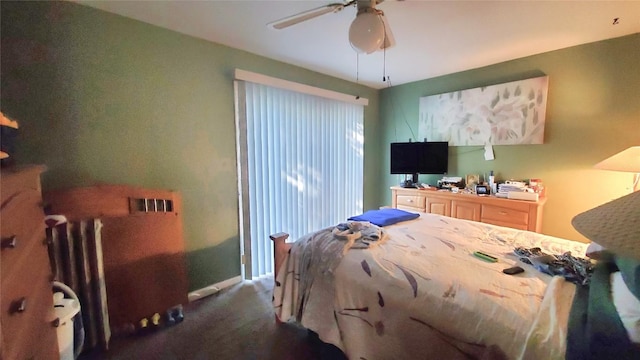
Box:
[503,266,525,275]
[515,247,594,285]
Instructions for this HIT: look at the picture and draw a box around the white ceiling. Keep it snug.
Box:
[74,0,640,89]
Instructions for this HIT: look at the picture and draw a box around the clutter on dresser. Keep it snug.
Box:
[437,176,463,190]
[498,180,530,194]
[475,184,490,196]
[465,174,480,191]
[0,111,20,167]
[495,179,545,201]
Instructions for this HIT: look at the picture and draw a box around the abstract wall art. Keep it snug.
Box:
[418,76,548,146]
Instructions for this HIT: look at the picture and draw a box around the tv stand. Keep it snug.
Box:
[390,186,546,233]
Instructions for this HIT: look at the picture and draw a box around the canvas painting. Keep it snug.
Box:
[418,76,548,145]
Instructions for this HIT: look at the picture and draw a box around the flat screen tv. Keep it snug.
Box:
[390,141,449,187]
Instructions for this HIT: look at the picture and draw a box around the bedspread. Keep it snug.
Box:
[273,213,588,359]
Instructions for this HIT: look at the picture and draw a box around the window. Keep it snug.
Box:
[235,72,365,278]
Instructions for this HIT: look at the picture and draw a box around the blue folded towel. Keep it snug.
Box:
[348,208,420,227]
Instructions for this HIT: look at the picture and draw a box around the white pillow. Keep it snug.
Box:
[611,271,640,343]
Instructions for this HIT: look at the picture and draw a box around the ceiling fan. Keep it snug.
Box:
[268,0,396,54]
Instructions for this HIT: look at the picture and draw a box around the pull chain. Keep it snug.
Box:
[356,52,360,83]
[382,13,387,82]
[383,44,386,82]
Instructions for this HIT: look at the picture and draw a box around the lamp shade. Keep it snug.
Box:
[594,146,640,172]
[572,190,640,260]
[349,9,384,54]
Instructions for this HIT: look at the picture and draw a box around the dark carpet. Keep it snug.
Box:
[78,276,346,360]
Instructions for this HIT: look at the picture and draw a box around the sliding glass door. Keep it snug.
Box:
[235,79,364,278]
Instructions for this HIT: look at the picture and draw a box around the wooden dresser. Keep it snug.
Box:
[391,186,546,233]
[1,165,59,359]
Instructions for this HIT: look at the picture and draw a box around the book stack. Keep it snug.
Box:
[497,181,538,201]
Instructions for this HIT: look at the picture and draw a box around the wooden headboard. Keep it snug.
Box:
[44,184,181,220]
[44,184,188,337]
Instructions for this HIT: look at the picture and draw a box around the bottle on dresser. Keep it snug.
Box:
[489,170,496,194]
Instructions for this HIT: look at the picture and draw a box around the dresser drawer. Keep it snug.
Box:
[396,195,426,211]
[0,165,57,359]
[33,334,62,360]
[1,282,58,360]
[0,231,45,286]
[452,200,481,222]
[1,252,55,360]
[1,189,46,281]
[481,204,529,227]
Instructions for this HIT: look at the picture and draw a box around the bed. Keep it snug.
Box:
[271,204,640,359]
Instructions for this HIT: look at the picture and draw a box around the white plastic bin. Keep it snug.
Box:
[53,292,80,360]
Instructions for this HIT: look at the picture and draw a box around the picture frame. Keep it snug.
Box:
[465,174,480,190]
[475,185,490,196]
[418,76,549,145]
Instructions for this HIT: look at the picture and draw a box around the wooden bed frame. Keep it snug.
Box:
[270,232,291,280]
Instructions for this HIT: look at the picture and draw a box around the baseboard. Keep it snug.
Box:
[188,275,243,302]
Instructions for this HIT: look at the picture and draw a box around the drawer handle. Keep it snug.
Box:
[407,199,413,203]
[11,297,27,314]
[499,211,508,216]
[1,235,17,249]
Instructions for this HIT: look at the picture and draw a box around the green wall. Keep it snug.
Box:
[3,1,638,291]
[0,1,381,290]
[380,33,640,241]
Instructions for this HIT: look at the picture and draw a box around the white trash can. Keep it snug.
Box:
[53,291,80,360]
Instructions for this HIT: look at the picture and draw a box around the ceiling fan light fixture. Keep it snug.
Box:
[348,8,384,54]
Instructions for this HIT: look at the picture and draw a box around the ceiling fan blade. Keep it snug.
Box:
[268,3,346,30]
[380,14,395,49]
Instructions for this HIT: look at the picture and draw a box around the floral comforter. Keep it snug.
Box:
[273,213,588,359]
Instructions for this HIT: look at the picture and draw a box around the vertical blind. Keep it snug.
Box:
[239,81,364,278]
